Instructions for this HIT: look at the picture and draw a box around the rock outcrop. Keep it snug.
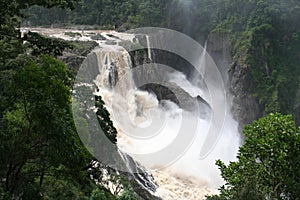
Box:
[207,32,261,131]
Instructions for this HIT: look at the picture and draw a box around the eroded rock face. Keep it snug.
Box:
[140,82,211,119]
[58,40,99,84]
[207,32,261,131]
[207,33,231,87]
[228,61,262,130]
[129,39,211,119]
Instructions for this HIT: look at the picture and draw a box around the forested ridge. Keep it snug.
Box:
[1,0,300,199]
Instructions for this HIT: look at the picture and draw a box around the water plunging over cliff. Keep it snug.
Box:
[91,39,240,199]
[21,28,240,199]
[146,35,152,61]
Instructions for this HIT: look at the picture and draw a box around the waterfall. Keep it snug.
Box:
[92,43,240,199]
[92,47,160,195]
[199,40,207,78]
[67,30,240,199]
[118,150,157,193]
[146,35,152,61]
[25,28,240,199]
[94,48,134,92]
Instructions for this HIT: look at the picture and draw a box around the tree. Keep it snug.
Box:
[95,95,117,144]
[90,187,116,200]
[17,0,78,10]
[0,56,91,198]
[0,0,132,199]
[118,187,140,200]
[23,31,73,57]
[207,113,300,199]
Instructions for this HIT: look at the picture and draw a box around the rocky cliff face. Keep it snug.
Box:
[129,34,211,118]
[207,32,261,131]
[133,32,263,130]
[58,40,99,85]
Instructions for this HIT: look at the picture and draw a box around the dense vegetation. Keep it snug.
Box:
[207,113,300,199]
[214,0,300,117]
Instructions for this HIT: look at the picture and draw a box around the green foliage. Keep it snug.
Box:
[23,0,137,28]
[207,113,300,199]
[95,95,117,144]
[17,0,78,9]
[118,187,140,200]
[0,0,23,70]
[22,0,169,29]
[39,176,110,200]
[23,31,73,56]
[90,187,116,200]
[0,186,11,200]
[213,0,300,116]
[0,56,92,198]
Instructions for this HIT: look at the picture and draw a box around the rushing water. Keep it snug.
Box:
[92,40,240,199]
[22,28,240,199]
[146,35,152,61]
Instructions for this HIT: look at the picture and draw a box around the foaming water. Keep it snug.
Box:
[22,28,240,199]
[152,170,217,199]
[93,45,240,199]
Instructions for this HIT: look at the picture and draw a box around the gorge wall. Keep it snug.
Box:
[132,31,262,131]
[207,31,300,129]
[206,33,262,130]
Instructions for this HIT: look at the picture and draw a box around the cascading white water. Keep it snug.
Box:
[93,41,240,199]
[198,40,207,78]
[22,28,240,199]
[146,35,152,60]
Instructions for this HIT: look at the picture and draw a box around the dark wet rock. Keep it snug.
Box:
[90,33,106,40]
[207,32,261,130]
